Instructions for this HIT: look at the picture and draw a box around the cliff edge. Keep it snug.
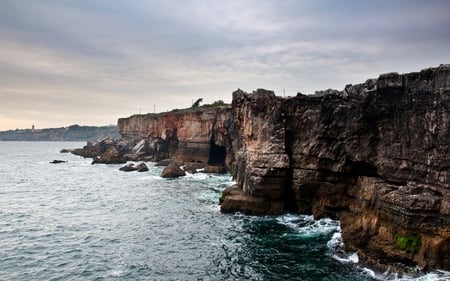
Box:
[221,65,450,273]
[72,64,450,273]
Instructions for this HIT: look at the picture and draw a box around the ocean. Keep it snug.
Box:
[0,142,448,281]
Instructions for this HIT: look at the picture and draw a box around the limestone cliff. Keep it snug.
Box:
[221,65,450,273]
[72,64,450,273]
[117,107,231,165]
[73,106,231,167]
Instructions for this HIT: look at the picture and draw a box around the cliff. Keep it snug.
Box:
[74,106,232,167]
[72,64,450,274]
[221,65,450,273]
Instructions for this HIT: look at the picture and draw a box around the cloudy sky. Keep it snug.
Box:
[1,0,449,130]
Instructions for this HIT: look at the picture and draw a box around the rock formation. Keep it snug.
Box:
[160,162,186,178]
[221,65,450,273]
[117,107,231,165]
[73,107,232,169]
[119,162,149,172]
[71,64,450,273]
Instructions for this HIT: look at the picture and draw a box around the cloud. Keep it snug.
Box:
[0,0,449,130]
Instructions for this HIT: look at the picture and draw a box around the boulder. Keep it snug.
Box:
[161,162,186,178]
[119,163,137,172]
[92,146,127,164]
[135,162,149,172]
[119,162,149,172]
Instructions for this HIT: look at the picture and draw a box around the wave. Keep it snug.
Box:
[276,213,340,237]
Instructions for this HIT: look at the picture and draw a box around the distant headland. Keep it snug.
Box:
[0,124,120,141]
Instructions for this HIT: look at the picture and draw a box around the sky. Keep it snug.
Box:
[1,0,449,130]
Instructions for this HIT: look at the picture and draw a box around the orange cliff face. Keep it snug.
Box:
[117,107,232,164]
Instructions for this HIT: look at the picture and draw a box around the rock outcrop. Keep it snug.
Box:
[161,162,186,178]
[72,107,232,169]
[119,162,149,172]
[221,65,450,273]
[71,64,450,274]
[117,107,231,165]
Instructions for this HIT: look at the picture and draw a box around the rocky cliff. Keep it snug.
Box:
[221,65,450,273]
[72,64,450,274]
[73,106,232,167]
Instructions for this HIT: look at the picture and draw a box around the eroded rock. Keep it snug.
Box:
[160,162,186,178]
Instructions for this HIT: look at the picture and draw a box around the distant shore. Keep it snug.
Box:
[0,124,120,141]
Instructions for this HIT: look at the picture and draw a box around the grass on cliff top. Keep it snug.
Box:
[170,100,230,113]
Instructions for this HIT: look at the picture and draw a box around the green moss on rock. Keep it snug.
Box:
[394,233,422,254]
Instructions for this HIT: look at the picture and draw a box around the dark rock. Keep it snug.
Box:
[50,160,67,164]
[119,163,137,172]
[220,65,450,273]
[135,162,149,172]
[92,146,127,164]
[60,149,72,153]
[160,162,186,178]
[119,162,149,172]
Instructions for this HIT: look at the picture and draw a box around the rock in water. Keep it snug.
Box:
[50,160,67,164]
[119,163,136,172]
[119,162,149,172]
[160,162,186,178]
[135,162,149,172]
[92,146,126,164]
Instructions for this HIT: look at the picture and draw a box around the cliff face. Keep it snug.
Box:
[115,107,232,164]
[221,65,450,272]
[73,65,450,273]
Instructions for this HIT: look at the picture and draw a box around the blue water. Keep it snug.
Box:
[0,142,448,280]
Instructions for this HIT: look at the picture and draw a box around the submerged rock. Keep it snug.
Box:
[50,160,67,164]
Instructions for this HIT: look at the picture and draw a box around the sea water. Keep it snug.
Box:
[0,142,449,281]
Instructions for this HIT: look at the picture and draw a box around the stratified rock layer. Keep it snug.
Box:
[72,64,450,273]
[221,65,450,273]
[117,107,231,165]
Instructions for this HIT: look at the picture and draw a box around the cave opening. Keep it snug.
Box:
[208,135,226,165]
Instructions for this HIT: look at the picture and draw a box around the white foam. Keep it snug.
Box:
[108,269,125,277]
[277,214,340,235]
[383,270,450,281]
